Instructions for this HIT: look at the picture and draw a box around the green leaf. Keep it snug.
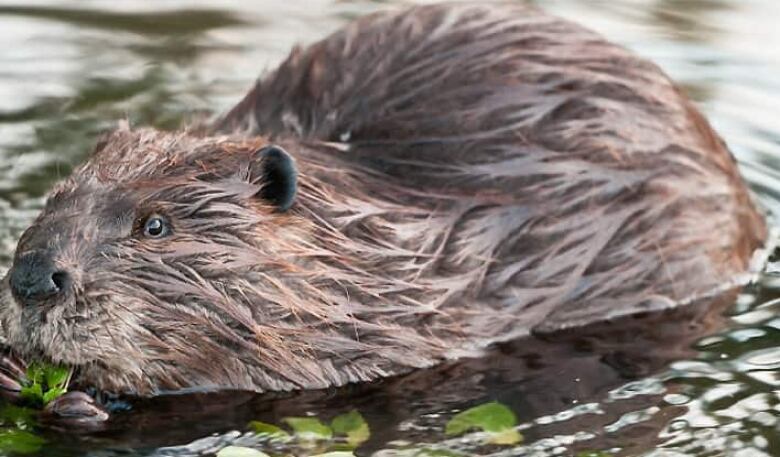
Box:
[43,365,70,390]
[42,387,67,405]
[20,362,71,406]
[310,453,356,457]
[0,429,45,455]
[248,420,290,440]
[24,364,44,386]
[19,384,43,406]
[487,428,523,445]
[215,446,270,457]
[283,417,333,441]
[0,405,37,429]
[445,402,522,445]
[330,410,370,447]
[327,444,358,452]
[576,452,612,457]
[413,450,464,457]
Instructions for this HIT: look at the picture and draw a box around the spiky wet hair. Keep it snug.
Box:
[0,2,767,396]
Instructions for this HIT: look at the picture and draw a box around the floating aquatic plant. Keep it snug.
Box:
[237,402,525,456]
[445,401,522,445]
[19,363,71,407]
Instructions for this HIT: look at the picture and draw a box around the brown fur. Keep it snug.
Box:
[0,2,767,395]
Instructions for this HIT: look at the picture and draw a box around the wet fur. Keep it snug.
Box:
[0,2,767,395]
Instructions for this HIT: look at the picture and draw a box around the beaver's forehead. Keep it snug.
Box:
[39,126,274,224]
[75,128,267,183]
[16,183,133,255]
[80,129,206,182]
[45,181,134,224]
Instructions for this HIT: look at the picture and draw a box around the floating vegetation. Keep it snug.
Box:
[247,409,369,454]
[445,401,522,445]
[231,402,524,456]
[20,363,71,407]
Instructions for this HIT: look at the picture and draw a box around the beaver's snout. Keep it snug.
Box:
[8,251,72,308]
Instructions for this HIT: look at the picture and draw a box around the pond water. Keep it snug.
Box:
[0,0,779,456]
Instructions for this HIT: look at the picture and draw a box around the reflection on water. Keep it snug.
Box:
[0,0,779,456]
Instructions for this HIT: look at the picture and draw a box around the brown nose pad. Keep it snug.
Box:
[8,251,72,307]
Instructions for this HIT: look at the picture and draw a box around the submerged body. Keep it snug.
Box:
[0,3,767,396]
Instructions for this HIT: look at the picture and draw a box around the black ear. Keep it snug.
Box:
[253,145,297,212]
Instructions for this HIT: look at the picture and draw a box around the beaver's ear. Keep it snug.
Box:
[252,145,297,212]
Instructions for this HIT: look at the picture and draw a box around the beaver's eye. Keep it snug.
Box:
[142,215,169,238]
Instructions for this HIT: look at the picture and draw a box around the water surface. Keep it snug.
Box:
[0,1,779,456]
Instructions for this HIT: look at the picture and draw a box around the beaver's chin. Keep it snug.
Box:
[10,340,95,376]
[8,312,104,371]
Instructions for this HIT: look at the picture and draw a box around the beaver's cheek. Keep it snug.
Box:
[49,294,146,370]
[0,281,28,351]
[35,306,109,366]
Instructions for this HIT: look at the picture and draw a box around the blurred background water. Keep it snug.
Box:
[0,0,779,456]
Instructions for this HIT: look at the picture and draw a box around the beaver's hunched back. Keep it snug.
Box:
[0,3,767,397]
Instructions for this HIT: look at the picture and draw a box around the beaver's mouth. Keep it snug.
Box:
[5,318,100,373]
[20,303,55,326]
[0,346,74,394]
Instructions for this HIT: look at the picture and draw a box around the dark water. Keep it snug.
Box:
[0,0,779,456]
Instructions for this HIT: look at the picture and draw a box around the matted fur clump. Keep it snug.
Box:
[0,2,766,396]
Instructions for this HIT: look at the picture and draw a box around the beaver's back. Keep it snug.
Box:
[218,3,766,341]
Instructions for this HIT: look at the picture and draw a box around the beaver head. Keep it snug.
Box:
[0,126,310,395]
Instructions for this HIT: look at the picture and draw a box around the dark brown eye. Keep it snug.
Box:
[143,215,169,238]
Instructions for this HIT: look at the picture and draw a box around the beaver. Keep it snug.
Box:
[0,2,768,419]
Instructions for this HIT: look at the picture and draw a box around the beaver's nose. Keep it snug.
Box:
[8,251,71,306]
